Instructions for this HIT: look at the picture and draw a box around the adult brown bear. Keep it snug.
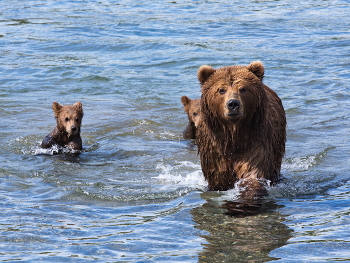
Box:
[196,61,286,200]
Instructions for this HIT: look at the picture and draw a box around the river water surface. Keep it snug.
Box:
[1,0,350,262]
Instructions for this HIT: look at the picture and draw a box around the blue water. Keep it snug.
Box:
[1,0,350,262]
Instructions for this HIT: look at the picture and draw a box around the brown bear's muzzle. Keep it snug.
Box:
[69,126,78,135]
[226,99,242,119]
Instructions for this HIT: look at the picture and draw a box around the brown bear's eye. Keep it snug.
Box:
[219,88,226,94]
[65,117,69,122]
[240,88,247,93]
[193,112,198,116]
[76,118,79,122]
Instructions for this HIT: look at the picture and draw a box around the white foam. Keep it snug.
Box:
[33,144,62,155]
[154,161,207,190]
[217,178,272,201]
[158,130,177,139]
[282,155,318,172]
[282,149,329,173]
[31,143,80,155]
[218,184,241,201]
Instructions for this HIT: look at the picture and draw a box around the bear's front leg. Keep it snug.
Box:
[183,122,196,139]
[66,136,82,151]
[221,177,269,216]
[236,177,269,203]
[41,135,58,149]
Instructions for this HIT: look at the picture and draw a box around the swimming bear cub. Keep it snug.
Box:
[41,101,83,151]
[181,96,201,139]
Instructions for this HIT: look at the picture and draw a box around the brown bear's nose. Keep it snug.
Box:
[71,126,77,132]
[227,99,240,111]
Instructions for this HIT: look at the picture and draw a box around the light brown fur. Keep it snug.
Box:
[196,61,286,199]
[41,102,84,151]
[181,96,201,139]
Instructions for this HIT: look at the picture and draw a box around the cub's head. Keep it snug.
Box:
[52,101,84,136]
[181,96,201,127]
[198,61,265,123]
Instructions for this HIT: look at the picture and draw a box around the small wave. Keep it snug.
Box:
[33,144,77,155]
[157,130,179,140]
[18,137,98,156]
[154,161,207,190]
[282,147,333,172]
[282,155,318,171]
[11,136,79,156]
[270,171,348,198]
[22,141,80,155]
[276,147,344,197]
[9,138,43,155]
[61,186,196,206]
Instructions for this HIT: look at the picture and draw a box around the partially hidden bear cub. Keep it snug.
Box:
[196,61,286,201]
[181,96,201,139]
[41,102,84,151]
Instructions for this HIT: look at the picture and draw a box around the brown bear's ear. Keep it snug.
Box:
[52,102,62,119]
[247,61,264,80]
[73,101,84,117]
[198,65,215,85]
[73,101,83,111]
[52,102,62,113]
[181,96,191,107]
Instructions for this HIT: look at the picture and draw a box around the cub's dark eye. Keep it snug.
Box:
[65,117,69,122]
[76,118,80,122]
[240,88,247,93]
[193,112,198,117]
[219,88,226,94]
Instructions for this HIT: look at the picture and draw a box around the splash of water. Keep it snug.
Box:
[155,161,207,190]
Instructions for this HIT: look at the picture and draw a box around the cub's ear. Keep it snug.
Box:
[73,101,84,117]
[52,102,62,113]
[247,61,264,80]
[52,102,62,119]
[73,101,83,111]
[181,96,191,113]
[181,96,191,107]
[198,65,215,85]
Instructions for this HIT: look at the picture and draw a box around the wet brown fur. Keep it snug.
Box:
[196,61,286,198]
[41,102,84,151]
[181,96,201,139]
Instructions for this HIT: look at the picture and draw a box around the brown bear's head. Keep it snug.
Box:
[52,101,84,136]
[198,61,265,123]
[181,96,201,127]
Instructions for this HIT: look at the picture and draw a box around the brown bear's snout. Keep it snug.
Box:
[226,99,241,118]
[227,99,240,110]
[71,126,77,133]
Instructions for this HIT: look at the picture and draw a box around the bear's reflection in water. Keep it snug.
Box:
[191,192,292,262]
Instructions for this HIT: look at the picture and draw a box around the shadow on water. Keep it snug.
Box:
[192,192,292,263]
